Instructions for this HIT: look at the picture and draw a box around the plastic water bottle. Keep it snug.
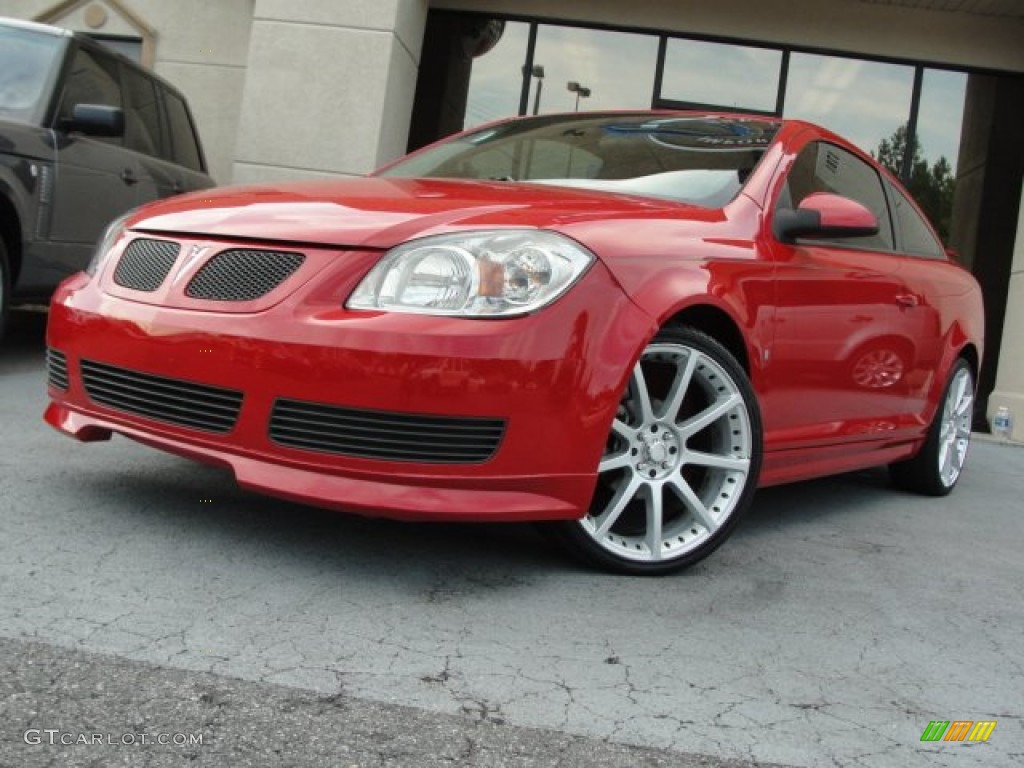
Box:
[992,407,1013,441]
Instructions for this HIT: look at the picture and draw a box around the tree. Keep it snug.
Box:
[874,125,955,243]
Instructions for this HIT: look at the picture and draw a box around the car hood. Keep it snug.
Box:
[129,177,728,253]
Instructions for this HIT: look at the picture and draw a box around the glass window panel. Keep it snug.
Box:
[661,38,781,113]
[529,25,658,115]
[916,69,966,170]
[465,21,530,129]
[905,69,966,243]
[784,53,914,158]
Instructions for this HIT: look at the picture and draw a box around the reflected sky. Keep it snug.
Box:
[663,38,781,113]
[462,20,966,169]
[783,53,914,158]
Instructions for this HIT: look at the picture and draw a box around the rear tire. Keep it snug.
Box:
[547,327,762,575]
[0,238,10,341]
[890,358,974,496]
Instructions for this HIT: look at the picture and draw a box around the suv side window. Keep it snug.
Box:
[891,185,945,259]
[163,90,203,173]
[779,141,895,251]
[58,45,122,145]
[121,65,163,158]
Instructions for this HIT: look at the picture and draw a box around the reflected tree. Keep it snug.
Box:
[874,124,955,243]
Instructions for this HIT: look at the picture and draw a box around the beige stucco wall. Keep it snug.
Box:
[230,0,426,183]
[433,0,1024,73]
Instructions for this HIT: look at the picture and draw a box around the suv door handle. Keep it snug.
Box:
[172,181,185,194]
[120,169,139,185]
[895,293,920,308]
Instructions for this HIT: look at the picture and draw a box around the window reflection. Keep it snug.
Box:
[917,69,966,169]
[661,38,781,113]
[464,20,531,128]
[784,53,914,157]
[529,25,657,114]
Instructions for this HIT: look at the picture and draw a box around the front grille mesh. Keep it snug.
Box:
[80,360,243,434]
[269,399,505,464]
[46,348,69,390]
[185,249,305,301]
[112,239,180,292]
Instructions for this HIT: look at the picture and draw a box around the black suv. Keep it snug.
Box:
[0,17,214,338]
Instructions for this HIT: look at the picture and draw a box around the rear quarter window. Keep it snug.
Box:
[892,185,945,259]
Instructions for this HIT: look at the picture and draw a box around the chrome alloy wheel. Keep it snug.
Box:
[582,339,755,565]
[937,365,973,488]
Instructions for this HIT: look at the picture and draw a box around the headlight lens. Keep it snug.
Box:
[347,230,594,317]
[85,210,133,277]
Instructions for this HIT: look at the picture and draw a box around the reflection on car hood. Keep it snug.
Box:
[128,177,724,251]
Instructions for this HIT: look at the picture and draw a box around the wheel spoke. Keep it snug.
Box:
[610,417,635,440]
[659,351,699,421]
[667,475,717,532]
[955,392,974,418]
[631,365,656,425]
[599,450,632,472]
[678,393,741,436]
[685,450,749,472]
[593,474,643,539]
[645,485,664,561]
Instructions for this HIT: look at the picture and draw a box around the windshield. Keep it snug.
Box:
[0,25,65,125]
[379,113,780,208]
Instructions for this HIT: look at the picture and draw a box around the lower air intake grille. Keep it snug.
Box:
[113,238,180,292]
[269,399,505,464]
[185,249,305,301]
[80,360,243,434]
[46,348,69,390]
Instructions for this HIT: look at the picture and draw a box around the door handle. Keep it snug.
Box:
[120,169,139,185]
[172,181,185,194]
[895,293,920,308]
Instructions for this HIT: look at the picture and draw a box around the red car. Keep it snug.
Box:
[44,112,983,575]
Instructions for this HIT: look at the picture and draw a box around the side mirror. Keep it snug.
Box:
[63,104,125,137]
[774,192,879,243]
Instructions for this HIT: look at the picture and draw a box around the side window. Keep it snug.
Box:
[891,185,944,259]
[121,66,163,158]
[779,141,894,251]
[163,90,204,173]
[57,45,122,144]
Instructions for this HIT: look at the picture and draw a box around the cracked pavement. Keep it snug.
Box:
[2,310,1022,767]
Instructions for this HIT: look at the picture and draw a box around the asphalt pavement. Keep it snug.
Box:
[1,309,1021,768]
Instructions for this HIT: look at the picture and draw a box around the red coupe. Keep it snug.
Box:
[44,113,984,574]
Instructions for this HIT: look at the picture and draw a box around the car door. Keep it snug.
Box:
[48,43,141,273]
[885,182,961,424]
[762,139,911,448]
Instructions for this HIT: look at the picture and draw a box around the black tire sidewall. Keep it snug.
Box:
[0,239,10,341]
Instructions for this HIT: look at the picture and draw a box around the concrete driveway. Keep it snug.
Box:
[1,309,1021,767]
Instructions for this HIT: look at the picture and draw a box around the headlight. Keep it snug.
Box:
[347,230,594,317]
[85,210,134,277]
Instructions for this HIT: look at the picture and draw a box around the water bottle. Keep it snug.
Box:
[992,406,1012,441]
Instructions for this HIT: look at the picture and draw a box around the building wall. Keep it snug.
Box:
[231,0,426,184]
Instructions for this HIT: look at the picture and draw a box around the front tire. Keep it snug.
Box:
[549,327,762,575]
[890,358,974,496]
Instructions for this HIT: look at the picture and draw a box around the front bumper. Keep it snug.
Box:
[45,241,655,521]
